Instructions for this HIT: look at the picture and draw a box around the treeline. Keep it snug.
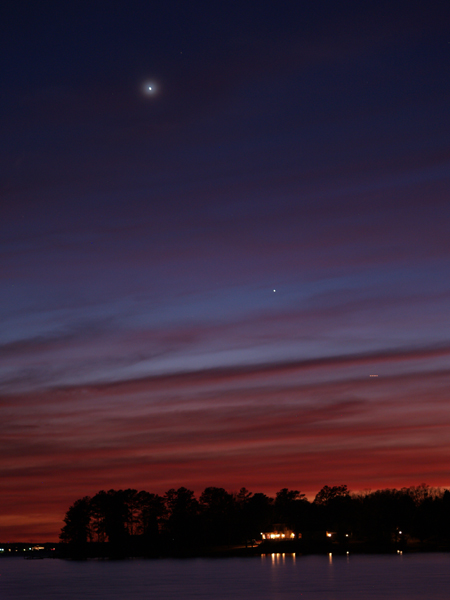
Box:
[60,484,450,557]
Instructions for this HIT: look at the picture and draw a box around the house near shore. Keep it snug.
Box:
[261,524,301,541]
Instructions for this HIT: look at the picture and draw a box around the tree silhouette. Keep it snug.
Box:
[59,483,450,557]
[164,487,200,550]
[235,487,254,546]
[245,492,273,540]
[60,496,92,546]
[314,485,349,505]
[356,488,415,543]
[89,490,130,545]
[199,487,235,545]
[274,488,307,534]
[136,491,166,538]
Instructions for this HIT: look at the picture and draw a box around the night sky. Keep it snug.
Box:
[1,1,450,542]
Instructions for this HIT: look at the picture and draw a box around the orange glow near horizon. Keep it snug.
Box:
[1,348,450,542]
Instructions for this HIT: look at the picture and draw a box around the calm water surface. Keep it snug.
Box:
[1,553,450,599]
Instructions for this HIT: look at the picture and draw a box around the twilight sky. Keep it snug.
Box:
[1,0,450,541]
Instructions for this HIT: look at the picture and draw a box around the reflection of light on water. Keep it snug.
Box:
[263,553,296,565]
[328,552,333,564]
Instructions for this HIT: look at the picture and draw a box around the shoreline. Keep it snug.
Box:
[3,539,450,560]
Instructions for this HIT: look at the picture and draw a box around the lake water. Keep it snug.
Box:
[1,553,450,599]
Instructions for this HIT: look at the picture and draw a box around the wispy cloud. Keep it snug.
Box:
[2,345,450,540]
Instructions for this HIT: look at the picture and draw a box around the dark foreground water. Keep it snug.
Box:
[1,553,450,599]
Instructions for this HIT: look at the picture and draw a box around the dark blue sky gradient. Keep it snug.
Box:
[1,0,450,540]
